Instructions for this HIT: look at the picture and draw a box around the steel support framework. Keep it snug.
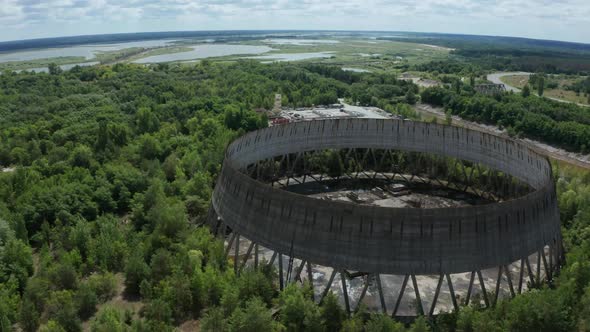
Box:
[209,118,563,317]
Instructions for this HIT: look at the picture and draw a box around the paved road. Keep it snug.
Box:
[486,72,531,92]
[487,71,588,107]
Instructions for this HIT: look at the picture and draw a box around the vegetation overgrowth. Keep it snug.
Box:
[0,60,589,331]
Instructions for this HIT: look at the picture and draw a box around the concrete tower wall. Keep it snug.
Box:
[211,119,561,275]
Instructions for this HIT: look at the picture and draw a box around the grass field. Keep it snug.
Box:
[500,75,528,89]
[232,38,451,71]
[501,74,590,105]
[0,56,89,71]
[0,38,451,73]
[122,46,194,63]
[95,47,147,64]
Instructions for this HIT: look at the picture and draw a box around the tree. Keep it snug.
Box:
[202,265,228,307]
[150,249,173,282]
[365,313,405,332]
[70,145,94,168]
[109,123,129,147]
[161,272,194,323]
[0,281,20,332]
[236,269,276,306]
[578,286,590,330]
[405,90,417,104]
[19,298,40,332]
[537,75,545,96]
[223,106,266,132]
[142,298,173,325]
[45,291,82,332]
[147,200,188,239]
[137,134,161,160]
[48,63,62,75]
[326,151,344,178]
[453,80,461,93]
[22,277,50,317]
[341,314,364,332]
[124,252,150,296]
[50,263,78,290]
[503,290,572,332]
[409,316,431,332]
[522,84,531,97]
[76,283,98,320]
[87,273,117,303]
[321,292,346,331]
[201,307,229,332]
[39,320,67,332]
[136,107,160,134]
[95,120,110,152]
[91,306,129,332]
[228,297,279,332]
[162,153,179,182]
[278,284,322,331]
[1,236,34,290]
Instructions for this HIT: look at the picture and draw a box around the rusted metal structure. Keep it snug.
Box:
[208,118,562,316]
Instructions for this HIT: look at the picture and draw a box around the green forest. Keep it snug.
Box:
[420,85,590,152]
[1,60,590,331]
[380,33,590,74]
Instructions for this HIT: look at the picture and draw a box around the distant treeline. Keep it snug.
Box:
[0,30,310,53]
[380,33,590,74]
[421,86,590,152]
[378,33,590,54]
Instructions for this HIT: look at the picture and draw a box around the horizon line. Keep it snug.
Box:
[1,29,589,47]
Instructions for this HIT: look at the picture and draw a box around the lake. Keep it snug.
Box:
[262,39,339,46]
[245,52,334,62]
[342,67,371,73]
[133,44,274,63]
[0,39,178,62]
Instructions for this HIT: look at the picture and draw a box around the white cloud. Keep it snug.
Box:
[0,0,588,43]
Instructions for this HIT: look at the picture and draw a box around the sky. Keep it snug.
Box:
[1,0,589,44]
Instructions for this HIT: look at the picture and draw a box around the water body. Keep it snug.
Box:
[0,39,177,62]
[342,67,371,73]
[357,53,381,57]
[246,52,334,62]
[262,39,339,46]
[133,44,273,63]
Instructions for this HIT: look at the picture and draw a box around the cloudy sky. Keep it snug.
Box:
[1,0,589,43]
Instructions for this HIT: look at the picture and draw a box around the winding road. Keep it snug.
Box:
[486,72,531,92]
[487,71,589,107]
